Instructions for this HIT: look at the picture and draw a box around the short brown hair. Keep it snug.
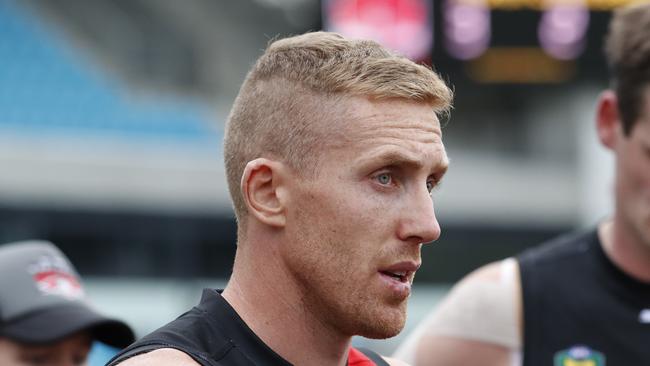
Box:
[224,32,452,226]
[605,2,650,135]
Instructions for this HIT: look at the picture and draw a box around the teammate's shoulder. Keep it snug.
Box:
[460,258,517,284]
[517,228,597,265]
[115,348,200,366]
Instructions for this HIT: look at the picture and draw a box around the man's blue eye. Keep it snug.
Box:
[377,173,391,185]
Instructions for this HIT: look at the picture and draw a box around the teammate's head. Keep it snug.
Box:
[604,2,650,135]
[0,241,134,366]
[598,2,650,250]
[224,31,452,231]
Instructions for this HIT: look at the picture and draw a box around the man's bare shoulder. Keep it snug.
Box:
[441,258,522,333]
[414,336,514,366]
[460,259,509,283]
[115,348,200,366]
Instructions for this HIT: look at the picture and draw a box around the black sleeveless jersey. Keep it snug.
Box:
[517,229,650,366]
[106,289,389,366]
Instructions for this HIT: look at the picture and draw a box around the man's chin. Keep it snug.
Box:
[358,322,405,340]
[355,307,407,339]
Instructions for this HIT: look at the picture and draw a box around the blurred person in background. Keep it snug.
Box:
[393,3,650,366]
[0,240,134,366]
[108,30,452,366]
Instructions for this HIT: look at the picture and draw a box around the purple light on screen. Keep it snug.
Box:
[444,0,491,60]
[538,3,589,60]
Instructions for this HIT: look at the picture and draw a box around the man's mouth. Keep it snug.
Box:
[378,261,420,284]
[379,270,408,283]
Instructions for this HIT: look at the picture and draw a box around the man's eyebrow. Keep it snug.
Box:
[359,150,448,173]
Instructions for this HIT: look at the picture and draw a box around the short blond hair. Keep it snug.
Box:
[224,31,452,225]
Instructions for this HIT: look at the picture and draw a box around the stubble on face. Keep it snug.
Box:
[285,204,412,339]
[280,97,445,340]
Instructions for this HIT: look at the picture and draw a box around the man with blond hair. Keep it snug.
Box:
[393,3,650,366]
[108,31,452,366]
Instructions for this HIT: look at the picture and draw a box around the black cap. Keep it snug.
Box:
[0,240,134,348]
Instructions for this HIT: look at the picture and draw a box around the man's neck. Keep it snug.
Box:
[599,218,650,283]
[222,244,352,366]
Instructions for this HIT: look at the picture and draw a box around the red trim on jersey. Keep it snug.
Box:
[348,347,377,366]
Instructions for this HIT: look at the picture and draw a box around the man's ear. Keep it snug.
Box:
[241,158,287,228]
[596,90,622,150]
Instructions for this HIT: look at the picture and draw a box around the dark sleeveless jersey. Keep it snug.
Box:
[517,229,650,366]
[107,289,389,366]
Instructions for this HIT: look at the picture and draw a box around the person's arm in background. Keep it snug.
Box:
[393,258,523,366]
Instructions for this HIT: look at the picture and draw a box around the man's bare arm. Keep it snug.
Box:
[114,348,200,366]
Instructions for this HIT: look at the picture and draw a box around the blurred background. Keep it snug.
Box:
[0,0,629,361]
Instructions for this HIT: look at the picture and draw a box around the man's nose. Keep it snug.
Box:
[397,187,441,244]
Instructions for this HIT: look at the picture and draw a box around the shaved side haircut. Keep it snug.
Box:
[224,32,452,229]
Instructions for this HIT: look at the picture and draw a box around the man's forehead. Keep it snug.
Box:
[350,115,443,148]
[334,97,442,135]
[326,129,445,174]
[355,114,442,136]
[356,99,440,123]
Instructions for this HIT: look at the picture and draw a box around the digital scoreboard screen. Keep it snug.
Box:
[323,0,647,83]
